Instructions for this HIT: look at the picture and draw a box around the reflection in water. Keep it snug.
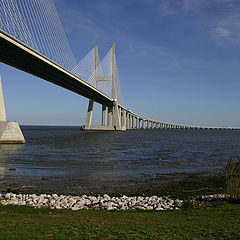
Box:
[0,144,24,180]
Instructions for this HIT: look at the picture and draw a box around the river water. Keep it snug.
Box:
[0,126,240,194]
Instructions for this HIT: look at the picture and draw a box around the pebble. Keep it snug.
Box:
[0,192,183,211]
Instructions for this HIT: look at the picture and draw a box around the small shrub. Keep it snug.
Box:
[226,159,240,199]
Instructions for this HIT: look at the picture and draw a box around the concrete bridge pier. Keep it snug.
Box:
[112,101,122,130]
[102,105,107,126]
[0,73,25,143]
[143,120,146,129]
[121,109,126,130]
[136,118,140,129]
[108,106,113,127]
[132,117,135,129]
[126,112,129,129]
[128,114,131,129]
[85,100,94,130]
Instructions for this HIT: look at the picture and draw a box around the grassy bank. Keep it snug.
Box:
[1,172,236,239]
[0,201,240,240]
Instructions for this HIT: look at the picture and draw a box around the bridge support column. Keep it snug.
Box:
[130,115,133,129]
[102,105,107,126]
[122,109,126,130]
[126,113,129,129]
[85,100,94,129]
[136,118,139,129]
[112,101,121,130]
[0,73,25,143]
[143,120,146,129]
[108,106,113,127]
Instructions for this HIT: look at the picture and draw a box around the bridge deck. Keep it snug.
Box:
[0,30,113,107]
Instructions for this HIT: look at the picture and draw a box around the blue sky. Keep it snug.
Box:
[1,0,240,127]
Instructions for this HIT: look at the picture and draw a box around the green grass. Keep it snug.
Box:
[0,202,240,240]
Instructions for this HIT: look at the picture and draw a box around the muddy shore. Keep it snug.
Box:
[1,170,226,199]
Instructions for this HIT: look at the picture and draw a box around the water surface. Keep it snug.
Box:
[0,127,240,194]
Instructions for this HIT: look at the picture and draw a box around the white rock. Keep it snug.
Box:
[103,194,111,201]
[5,193,11,200]
[71,207,79,211]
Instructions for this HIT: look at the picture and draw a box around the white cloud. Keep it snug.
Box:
[144,0,240,51]
[143,0,206,16]
[212,14,240,49]
[144,0,240,17]
[127,42,169,57]
[126,41,185,69]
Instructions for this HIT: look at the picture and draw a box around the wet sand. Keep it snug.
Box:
[1,170,226,199]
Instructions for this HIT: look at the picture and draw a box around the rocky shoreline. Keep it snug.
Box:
[1,192,183,211]
[1,192,232,211]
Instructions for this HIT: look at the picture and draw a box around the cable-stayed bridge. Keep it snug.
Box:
[0,0,239,143]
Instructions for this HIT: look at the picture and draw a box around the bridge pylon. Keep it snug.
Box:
[83,43,123,131]
[0,69,25,143]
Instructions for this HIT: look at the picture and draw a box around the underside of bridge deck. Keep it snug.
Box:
[0,30,113,107]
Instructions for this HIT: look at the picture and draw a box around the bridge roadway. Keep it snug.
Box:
[116,105,240,130]
[0,29,113,106]
[1,29,239,131]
